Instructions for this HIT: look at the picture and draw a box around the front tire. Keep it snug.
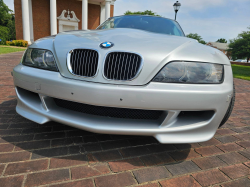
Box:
[219,84,235,128]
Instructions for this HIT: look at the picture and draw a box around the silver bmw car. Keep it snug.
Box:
[13,15,234,143]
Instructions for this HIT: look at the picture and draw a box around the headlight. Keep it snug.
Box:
[22,48,58,71]
[152,62,224,84]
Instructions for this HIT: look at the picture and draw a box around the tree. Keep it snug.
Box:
[0,0,12,26]
[228,27,250,62]
[0,25,9,44]
[0,0,15,42]
[186,33,206,44]
[124,10,161,17]
[7,14,15,40]
[216,38,227,43]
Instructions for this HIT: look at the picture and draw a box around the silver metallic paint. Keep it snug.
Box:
[13,28,234,143]
[28,28,230,86]
[13,64,233,143]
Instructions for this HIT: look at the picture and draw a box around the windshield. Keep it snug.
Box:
[97,15,185,36]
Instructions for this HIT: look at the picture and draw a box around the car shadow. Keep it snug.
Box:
[1,99,193,169]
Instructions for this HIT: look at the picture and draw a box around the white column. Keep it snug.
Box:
[105,0,111,20]
[50,0,57,35]
[82,0,88,30]
[28,0,34,42]
[21,0,31,44]
[100,4,105,24]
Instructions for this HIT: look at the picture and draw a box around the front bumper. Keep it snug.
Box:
[13,64,233,143]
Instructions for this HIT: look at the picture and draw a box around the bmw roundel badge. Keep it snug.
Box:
[100,42,114,49]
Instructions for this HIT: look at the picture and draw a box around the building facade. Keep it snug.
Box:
[14,0,116,44]
[206,42,230,59]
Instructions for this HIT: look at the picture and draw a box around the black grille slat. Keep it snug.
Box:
[70,49,98,77]
[113,53,118,80]
[77,50,80,75]
[104,52,142,81]
[87,51,90,77]
[90,51,93,76]
[106,54,111,79]
[80,51,84,76]
[120,53,125,80]
[85,51,88,76]
[134,56,139,76]
[126,54,132,80]
[54,98,163,120]
[130,55,135,80]
[123,53,128,80]
[83,50,87,76]
[86,51,89,77]
[116,53,122,80]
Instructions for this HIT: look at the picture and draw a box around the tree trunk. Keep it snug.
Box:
[248,57,249,63]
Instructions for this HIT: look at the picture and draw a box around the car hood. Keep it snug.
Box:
[30,28,230,86]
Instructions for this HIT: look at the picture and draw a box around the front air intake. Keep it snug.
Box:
[54,98,163,120]
[103,52,142,81]
[67,49,99,77]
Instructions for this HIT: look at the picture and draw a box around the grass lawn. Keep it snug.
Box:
[0,46,26,55]
[232,64,250,81]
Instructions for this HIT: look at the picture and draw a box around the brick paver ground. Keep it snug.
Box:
[0,51,250,187]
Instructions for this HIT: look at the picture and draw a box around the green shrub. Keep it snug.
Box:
[0,26,10,45]
[6,40,28,47]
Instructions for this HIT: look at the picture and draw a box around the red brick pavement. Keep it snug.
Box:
[0,52,250,186]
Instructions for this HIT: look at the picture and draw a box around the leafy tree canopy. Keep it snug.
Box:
[124,10,161,17]
[186,33,206,44]
[0,0,12,26]
[228,27,250,62]
[0,0,15,41]
[0,25,9,44]
[216,38,227,43]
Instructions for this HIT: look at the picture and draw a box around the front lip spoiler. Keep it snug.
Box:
[12,64,233,143]
[16,86,219,144]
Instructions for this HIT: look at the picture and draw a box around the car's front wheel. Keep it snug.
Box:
[219,84,235,128]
